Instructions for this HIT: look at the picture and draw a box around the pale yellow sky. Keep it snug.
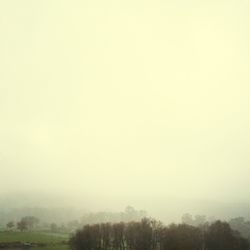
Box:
[0,0,250,203]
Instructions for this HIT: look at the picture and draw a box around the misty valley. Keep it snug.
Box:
[1,0,250,249]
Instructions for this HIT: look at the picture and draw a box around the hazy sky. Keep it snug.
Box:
[0,0,250,203]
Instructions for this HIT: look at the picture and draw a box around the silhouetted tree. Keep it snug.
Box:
[151,219,164,250]
[100,223,112,249]
[17,220,28,231]
[17,216,39,231]
[6,221,15,230]
[112,222,125,249]
[205,220,250,250]
[70,218,250,250]
[161,223,202,250]
[229,217,250,239]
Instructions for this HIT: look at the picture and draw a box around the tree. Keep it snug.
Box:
[112,222,125,250]
[6,221,15,231]
[17,216,39,231]
[151,219,164,250]
[229,217,250,239]
[69,224,101,250]
[24,216,39,230]
[17,220,28,231]
[161,223,202,250]
[205,220,250,250]
[100,223,112,249]
[69,218,250,250]
[124,218,153,250]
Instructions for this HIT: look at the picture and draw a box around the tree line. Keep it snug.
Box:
[69,218,250,250]
[181,213,250,241]
[3,206,146,233]
[6,216,39,231]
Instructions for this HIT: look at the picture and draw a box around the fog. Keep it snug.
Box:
[1,0,250,222]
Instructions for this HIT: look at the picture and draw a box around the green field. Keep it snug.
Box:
[0,231,70,250]
[26,245,69,250]
[5,246,69,250]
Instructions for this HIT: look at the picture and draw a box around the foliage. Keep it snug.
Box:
[17,216,39,231]
[6,221,14,230]
[81,206,147,226]
[70,218,250,250]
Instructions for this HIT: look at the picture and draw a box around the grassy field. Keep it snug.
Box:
[30,245,69,250]
[0,231,70,250]
[6,246,70,250]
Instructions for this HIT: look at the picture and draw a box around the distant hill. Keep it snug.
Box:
[1,192,250,225]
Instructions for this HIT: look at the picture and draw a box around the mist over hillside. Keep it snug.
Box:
[1,3,250,250]
[1,192,250,225]
[1,0,250,249]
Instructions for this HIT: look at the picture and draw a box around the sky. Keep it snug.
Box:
[0,0,250,205]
